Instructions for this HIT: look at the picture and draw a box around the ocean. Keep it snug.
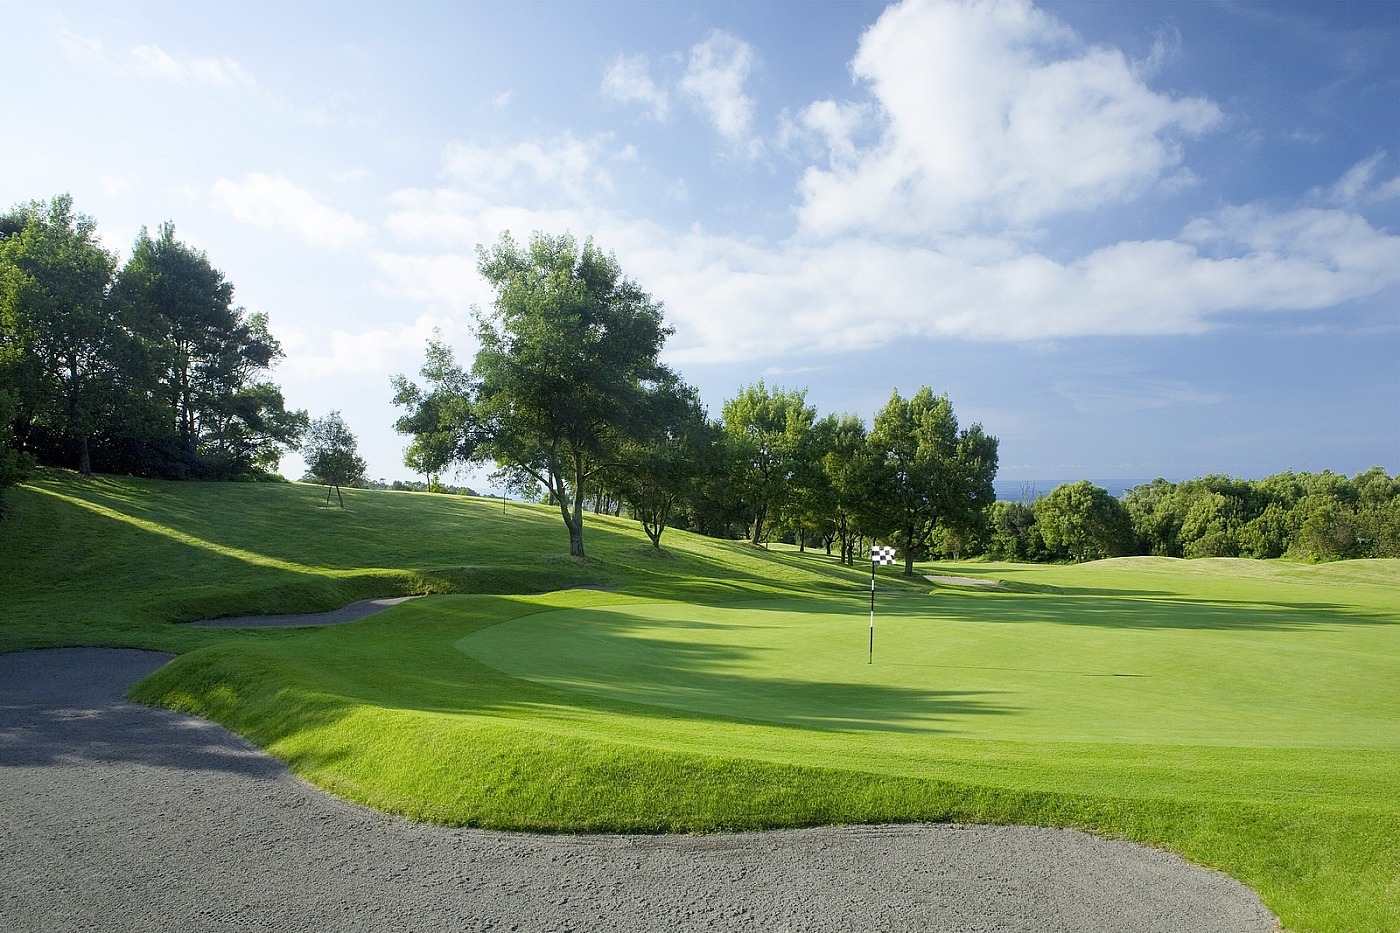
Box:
[992,478,1169,502]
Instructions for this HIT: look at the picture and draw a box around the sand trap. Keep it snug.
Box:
[925,574,1004,588]
[0,647,1280,933]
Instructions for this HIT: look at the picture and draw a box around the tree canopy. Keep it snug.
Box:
[394,231,685,557]
[302,411,368,508]
[0,196,305,485]
[864,388,999,575]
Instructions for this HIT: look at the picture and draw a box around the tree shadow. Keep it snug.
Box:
[866,585,1398,631]
[450,603,1017,735]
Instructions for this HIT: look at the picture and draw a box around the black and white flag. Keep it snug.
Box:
[871,545,897,565]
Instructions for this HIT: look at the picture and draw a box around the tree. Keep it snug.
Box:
[610,380,714,549]
[394,232,676,558]
[302,411,368,507]
[821,413,876,565]
[0,195,118,476]
[109,222,304,478]
[1035,481,1134,562]
[865,388,998,575]
[721,382,818,546]
[0,387,33,517]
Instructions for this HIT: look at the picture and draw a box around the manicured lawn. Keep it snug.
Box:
[4,471,1398,932]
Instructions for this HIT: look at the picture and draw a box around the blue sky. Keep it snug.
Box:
[3,0,1397,487]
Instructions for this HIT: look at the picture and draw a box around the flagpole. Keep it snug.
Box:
[868,545,895,664]
[868,555,876,664]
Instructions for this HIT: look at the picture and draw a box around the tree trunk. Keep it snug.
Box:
[78,435,92,477]
[568,454,587,558]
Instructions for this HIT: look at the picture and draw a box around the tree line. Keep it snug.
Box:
[978,471,1400,563]
[393,231,998,572]
[0,195,306,503]
[8,208,1391,568]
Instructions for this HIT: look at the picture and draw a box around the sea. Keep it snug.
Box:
[993,478,1169,502]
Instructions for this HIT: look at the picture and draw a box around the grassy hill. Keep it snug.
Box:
[4,470,1398,932]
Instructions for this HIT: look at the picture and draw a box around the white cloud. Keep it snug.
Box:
[372,250,496,315]
[57,27,106,66]
[601,54,669,120]
[278,314,457,380]
[211,174,369,250]
[796,0,1222,239]
[1311,151,1400,206]
[438,134,624,206]
[681,30,763,158]
[372,158,1400,367]
[134,44,254,88]
[58,27,256,90]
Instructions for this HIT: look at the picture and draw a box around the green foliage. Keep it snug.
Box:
[395,232,680,558]
[0,196,303,480]
[0,388,33,514]
[1116,470,1400,563]
[608,381,715,548]
[1035,480,1135,562]
[0,194,118,475]
[301,411,368,507]
[987,470,1399,565]
[720,381,819,546]
[864,387,998,574]
[821,412,877,564]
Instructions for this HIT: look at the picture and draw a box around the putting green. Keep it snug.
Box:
[458,592,1400,748]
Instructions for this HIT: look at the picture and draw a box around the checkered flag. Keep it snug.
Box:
[871,545,897,566]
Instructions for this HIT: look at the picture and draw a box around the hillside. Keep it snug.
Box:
[0,470,883,653]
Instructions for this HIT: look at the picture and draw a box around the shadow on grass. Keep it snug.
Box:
[861,584,1398,631]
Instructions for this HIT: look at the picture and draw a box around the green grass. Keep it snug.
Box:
[4,469,1399,932]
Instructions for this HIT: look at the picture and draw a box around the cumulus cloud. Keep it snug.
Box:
[211,174,369,250]
[796,0,1222,238]
[681,30,763,157]
[369,1,1399,366]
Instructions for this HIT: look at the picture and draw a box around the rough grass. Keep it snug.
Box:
[5,470,1398,932]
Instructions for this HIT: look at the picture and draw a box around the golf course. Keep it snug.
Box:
[3,470,1398,932]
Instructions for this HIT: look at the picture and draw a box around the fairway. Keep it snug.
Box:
[458,587,1400,748]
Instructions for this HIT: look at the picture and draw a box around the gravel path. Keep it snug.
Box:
[0,647,1280,933]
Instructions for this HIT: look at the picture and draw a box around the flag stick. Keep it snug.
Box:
[867,545,896,664]
[868,558,876,664]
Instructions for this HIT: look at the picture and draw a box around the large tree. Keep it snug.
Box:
[394,232,677,558]
[865,388,998,575]
[609,379,715,549]
[109,223,304,477]
[0,195,117,476]
[721,382,818,546]
[1035,480,1134,562]
[822,413,878,565]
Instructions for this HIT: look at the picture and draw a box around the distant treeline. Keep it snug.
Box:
[973,470,1400,563]
[0,195,304,495]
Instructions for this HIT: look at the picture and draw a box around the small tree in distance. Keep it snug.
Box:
[302,410,367,508]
